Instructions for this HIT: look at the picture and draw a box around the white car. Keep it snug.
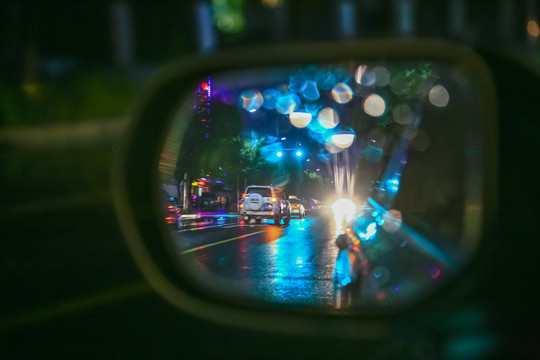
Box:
[240,185,290,225]
[288,198,305,219]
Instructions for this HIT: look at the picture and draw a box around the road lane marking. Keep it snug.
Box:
[179,230,266,255]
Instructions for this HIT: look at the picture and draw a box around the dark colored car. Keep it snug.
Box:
[197,192,219,211]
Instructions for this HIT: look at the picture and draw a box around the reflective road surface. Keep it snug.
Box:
[173,211,457,309]
[175,214,339,307]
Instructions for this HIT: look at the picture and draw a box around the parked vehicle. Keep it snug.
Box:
[197,192,219,211]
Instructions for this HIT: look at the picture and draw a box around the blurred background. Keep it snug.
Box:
[1,1,539,359]
[1,0,538,209]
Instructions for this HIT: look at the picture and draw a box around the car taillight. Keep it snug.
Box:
[242,193,247,198]
[271,195,277,202]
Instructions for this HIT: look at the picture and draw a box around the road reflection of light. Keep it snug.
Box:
[264,219,320,304]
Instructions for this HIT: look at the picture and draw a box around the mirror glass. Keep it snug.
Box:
[158,59,484,310]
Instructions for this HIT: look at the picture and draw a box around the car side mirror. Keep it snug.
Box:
[112,39,497,337]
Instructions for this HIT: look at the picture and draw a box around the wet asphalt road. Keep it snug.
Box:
[174,214,340,307]
[172,210,459,309]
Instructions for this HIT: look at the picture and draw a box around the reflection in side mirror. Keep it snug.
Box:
[158,58,488,311]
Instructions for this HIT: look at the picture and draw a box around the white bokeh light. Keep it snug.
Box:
[289,112,312,128]
[331,132,355,148]
[331,83,353,104]
[429,85,450,108]
[363,94,386,117]
[317,107,340,129]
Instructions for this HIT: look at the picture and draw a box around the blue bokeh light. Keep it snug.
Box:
[300,80,320,101]
[315,70,337,90]
[238,89,263,112]
[276,94,300,114]
[262,88,282,110]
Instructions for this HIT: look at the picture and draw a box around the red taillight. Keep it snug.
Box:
[242,193,247,198]
[271,195,277,202]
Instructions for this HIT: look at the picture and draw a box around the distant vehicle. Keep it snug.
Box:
[288,198,305,219]
[240,185,290,225]
[310,199,327,213]
[197,192,219,211]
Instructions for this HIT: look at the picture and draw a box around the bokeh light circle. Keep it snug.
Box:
[331,131,356,148]
[317,107,340,129]
[290,112,312,128]
[429,85,450,107]
[411,130,430,151]
[316,71,337,90]
[382,209,402,233]
[262,89,282,110]
[276,94,300,114]
[392,103,414,125]
[355,65,376,86]
[239,90,263,112]
[390,74,410,95]
[363,94,386,117]
[374,66,391,87]
[300,80,320,101]
[333,68,350,82]
[331,83,353,104]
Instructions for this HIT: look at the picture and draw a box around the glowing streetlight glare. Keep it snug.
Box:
[277,151,283,157]
[363,94,386,117]
[331,198,357,234]
[289,112,312,128]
